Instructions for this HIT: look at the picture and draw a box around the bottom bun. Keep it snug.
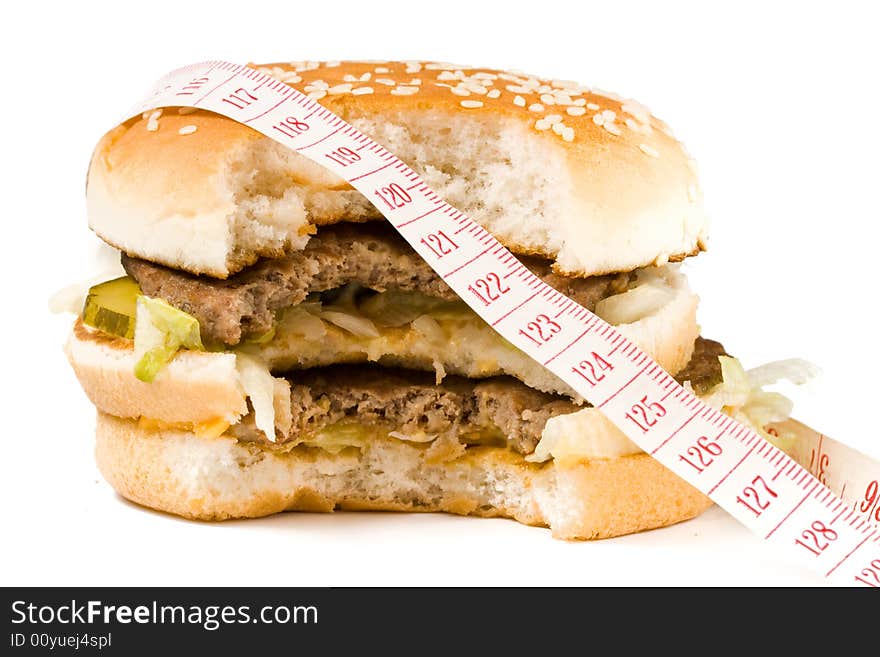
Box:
[96,413,712,539]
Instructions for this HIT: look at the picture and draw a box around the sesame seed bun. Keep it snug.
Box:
[87,60,707,279]
[95,412,712,539]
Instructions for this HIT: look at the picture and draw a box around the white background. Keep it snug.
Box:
[2,1,878,586]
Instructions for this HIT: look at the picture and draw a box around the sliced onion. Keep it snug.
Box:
[388,430,438,443]
[594,282,674,325]
[280,307,327,340]
[320,309,380,338]
[412,314,445,343]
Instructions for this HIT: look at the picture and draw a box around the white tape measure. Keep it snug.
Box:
[127,61,879,586]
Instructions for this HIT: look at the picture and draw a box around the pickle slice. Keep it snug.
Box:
[81,276,142,339]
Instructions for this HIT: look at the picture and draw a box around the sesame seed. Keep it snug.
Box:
[561,127,575,142]
[307,90,327,100]
[146,109,162,131]
[513,95,526,107]
[291,61,319,72]
[506,84,531,94]
[473,72,497,80]
[375,66,390,74]
[573,98,587,106]
[566,106,586,116]
[424,62,465,71]
[552,122,566,135]
[391,86,419,96]
[625,118,641,131]
[178,125,197,135]
[328,83,353,95]
[451,87,470,96]
[487,89,501,99]
[528,103,544,112]
[375,78,396,86]
[177,107,197,115]
[409,78,422,85]
[604,123,622,136]
[437,71,458,81]
[460,100,483,108]
[586,102,600,110]
[463,82,488,94]
[592,113,605,125]
[535,119,551,130]
[544,114,563,124]
[259,65,302,84]
[554,93,574,105]
[343,72,371,83]
[638,143,660,157]
[352,86,374,95]
[540,93,556,105]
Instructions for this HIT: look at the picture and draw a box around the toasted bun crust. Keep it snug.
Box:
[65,267,698,425]
[95,413,712,539]
[88,60,707,278]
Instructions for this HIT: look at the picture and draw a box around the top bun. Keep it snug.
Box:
[87,60,707,279]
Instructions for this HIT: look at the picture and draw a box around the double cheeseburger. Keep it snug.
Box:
[63,60,794,539]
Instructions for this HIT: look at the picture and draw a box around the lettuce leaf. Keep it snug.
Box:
[133,296,203,382]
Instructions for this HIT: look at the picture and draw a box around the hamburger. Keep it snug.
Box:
[62,60,803,539]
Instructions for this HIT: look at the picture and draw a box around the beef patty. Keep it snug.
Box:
[235,338,727,455]
[123,223,632,346]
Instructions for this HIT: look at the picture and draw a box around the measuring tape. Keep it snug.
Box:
[126,61,879,586]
